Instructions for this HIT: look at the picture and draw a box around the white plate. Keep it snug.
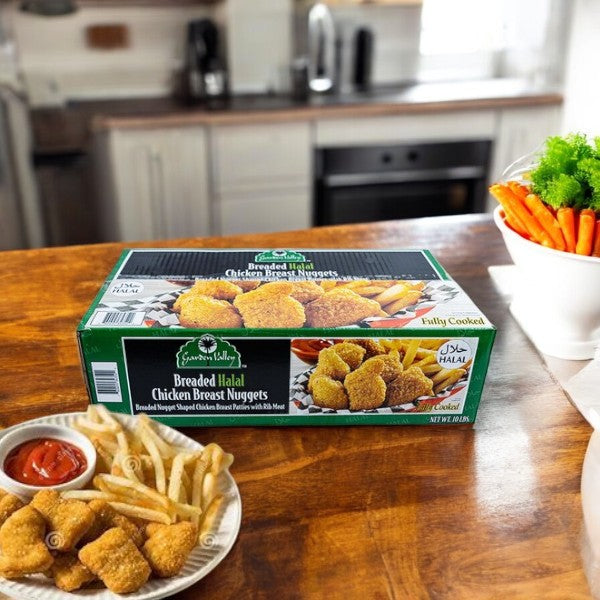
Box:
[0,412,242,600]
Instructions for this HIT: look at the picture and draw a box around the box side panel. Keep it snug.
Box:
[78,249,133,331]
[79,329,494,427]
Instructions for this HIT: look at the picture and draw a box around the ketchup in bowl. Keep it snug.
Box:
[4,438,87,486]
[291,339,336,364]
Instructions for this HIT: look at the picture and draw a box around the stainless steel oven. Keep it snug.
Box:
[314,140,491,225]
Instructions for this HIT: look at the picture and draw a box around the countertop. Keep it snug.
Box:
[31,78,563,155]
[0,214,591,598]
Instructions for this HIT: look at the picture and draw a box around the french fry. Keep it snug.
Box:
[167,453,199,502]
[139,427,167,494]
[172,501,203,519]
[95,404,125,430]
[402,339,421,369]
[414,348,436,359]
[419,339,447,350]
[384,290,422,315]
[76,417,119,435]
[373,283,409,306]
[180,467,192,495]
[86,405,101,423]
[191,456,210,526]
[138,416,187,459]
[335,280,371,290]
[431,368,455,385]
[95,437,118,454]
[412,354,437,369]
[97,474,169,509]
[420,364,443,375]
[91,439,113,473]
[202,472,217,511]
[61,490,119,502]
[199,495,225,543]
[352,285,388,297]
[108,502,171,525]
[434,369,466,394]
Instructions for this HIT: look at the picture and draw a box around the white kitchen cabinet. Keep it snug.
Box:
[212,122,311,194]
[488,105,562,209]
[217,189,311,235]
[96,127,211,242]
[211,121,312,234]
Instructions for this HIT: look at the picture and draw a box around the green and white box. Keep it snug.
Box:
[77,249,495,426]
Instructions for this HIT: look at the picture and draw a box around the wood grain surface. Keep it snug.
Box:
[0,215,592,598]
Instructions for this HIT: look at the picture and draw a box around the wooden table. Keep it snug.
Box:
[0,215,592,598]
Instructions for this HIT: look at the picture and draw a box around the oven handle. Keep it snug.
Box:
[323,166,485,187]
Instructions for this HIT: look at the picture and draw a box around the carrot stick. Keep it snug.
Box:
[489,184,554,248]
[557,207,577,253]
[489,185,530,238]
[524,194,566,251]
[576,208,596,256]
[592,220,600,257]
[507,180,532,200]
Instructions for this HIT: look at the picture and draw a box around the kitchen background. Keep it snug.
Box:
[0,0,597,250]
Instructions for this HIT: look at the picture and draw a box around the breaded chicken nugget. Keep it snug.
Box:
[316,346,353,378]
[179,295,243,328]
[0,505,54,578]
[311,375,349,410]
[190,279,243,300]
[233,282,305,328]
[81,500,145,548]
[231,280,261,292]
[344,357,387,411]
[172,289,194,313]
[143,521,197,578]
[79,527,151,594]
[290,281,325,304]
[319,280,337,292]
[173,280,243,313]
[350,339,387,359]
[0,489,24,527]
[364,350,403,383]
[386,366,434,406]
[50,554,96,592]
[305,289,383,328]
[31,490,94,552]
[330,342,366,370]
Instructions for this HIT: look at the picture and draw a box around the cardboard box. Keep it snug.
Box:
[77,249,495,426]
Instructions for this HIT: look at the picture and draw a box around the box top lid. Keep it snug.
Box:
[79,248,493,332]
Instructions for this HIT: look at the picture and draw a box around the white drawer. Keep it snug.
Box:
[212,122,311,194]
[315,110,496,147]
[216,188,311,235]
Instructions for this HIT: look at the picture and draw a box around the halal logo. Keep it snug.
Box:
[177,335,241,369]
[254,249,307,263]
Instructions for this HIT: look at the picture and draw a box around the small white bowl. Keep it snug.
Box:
[494,205,600,360]
[0,424,96,499]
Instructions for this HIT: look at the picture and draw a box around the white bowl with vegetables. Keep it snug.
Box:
[491,133,600,360]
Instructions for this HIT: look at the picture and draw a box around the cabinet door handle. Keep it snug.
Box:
[148,149,167,238]
[151,150,167,237]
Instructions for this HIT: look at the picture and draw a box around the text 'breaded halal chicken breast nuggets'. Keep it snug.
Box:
[79,248,495,425]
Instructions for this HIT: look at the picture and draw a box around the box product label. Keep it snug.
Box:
[123,337,289,416]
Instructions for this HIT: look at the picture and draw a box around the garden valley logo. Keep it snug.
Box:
[254,249,307,263]
[177,335,242,369]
